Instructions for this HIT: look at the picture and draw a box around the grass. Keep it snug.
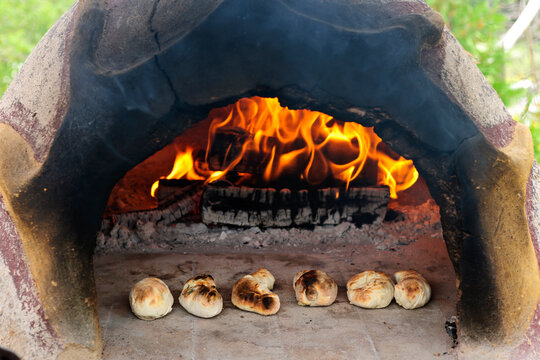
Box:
[0,0,75,94]
[0,0,538,161]
[505,41,540,162]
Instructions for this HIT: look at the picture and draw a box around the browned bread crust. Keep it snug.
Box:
[346,271,394,309]
[250,268,275,289]
[232,269,280,315]
[293,270,338,306]
[393,270,431,309]
[179,274,223,318]
[129,277,174,320]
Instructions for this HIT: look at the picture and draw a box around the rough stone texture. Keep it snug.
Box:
[0,120,101,359]
[0,197,61,359]
[527,162,540,269]
[456,124,539,344]
[0,4,76,163]
[0,125,62,360]
[421,30,512,130]
[0,2,101,359]
[511,161,540,360]
[0,0,538,359]
[419,14,540,360]
[95,0,223,73]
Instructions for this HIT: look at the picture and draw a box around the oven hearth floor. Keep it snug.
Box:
[94,235,457,359]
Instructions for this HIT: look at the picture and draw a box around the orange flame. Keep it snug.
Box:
[150,147,206,197]
[152,97,418,198]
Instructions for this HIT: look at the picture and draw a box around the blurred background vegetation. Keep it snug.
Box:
[0,0,538,160]
[426,0,539,161]
[0,0,74,93]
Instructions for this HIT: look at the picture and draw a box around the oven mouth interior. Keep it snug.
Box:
[93,97,457,358]
[104,96,421,217]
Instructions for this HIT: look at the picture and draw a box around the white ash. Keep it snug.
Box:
[96,200,442,254]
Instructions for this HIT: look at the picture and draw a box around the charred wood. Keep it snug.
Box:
[155,179,204,221]
[201,185,389,227]
[203,126,276,174]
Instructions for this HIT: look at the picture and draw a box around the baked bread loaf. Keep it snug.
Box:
[250,268,275,290]
[129,277,174,320]
[293,270,338,306]
[394,270,431,309]
[179,274,223,318]
[346,271,394,309]
[232,268,280,315]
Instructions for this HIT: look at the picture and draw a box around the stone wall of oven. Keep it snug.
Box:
[0,1,539,359]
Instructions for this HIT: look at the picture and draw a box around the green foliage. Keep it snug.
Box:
[0,0,74,95]
[427,0,539,162]
[522,96,540,162]
[531,119,540,162]
[426,0,524,105]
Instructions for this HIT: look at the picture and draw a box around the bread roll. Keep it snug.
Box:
[179,274,223,318]
[250,268,275,290]
[346,271,394,309]
[293,270,337,306]
[129,277,174,320]
[394,270,431,309]
[232,268,280,315]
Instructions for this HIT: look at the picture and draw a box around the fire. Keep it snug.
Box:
[151,97,418,199]
[150,147,205,197]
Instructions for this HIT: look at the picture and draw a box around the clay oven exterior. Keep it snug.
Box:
[0,0,539,359]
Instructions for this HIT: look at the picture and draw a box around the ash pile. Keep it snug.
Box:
[96,179,441,253]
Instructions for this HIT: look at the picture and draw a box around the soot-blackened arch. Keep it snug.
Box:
[0,1,538,359]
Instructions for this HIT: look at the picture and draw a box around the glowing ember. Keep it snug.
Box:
[151,97,418,199]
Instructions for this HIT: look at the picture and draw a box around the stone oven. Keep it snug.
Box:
[0,0,539,359]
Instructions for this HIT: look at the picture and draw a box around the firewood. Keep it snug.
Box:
[155,179,204,220]
[102,180,204,231]
[200,185,389,227]
[204,126,276,174]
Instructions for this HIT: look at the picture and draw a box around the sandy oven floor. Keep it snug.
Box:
[94,233,457,360]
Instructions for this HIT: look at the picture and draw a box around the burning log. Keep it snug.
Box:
[202,125,381,185]
[204,126,277,174]
[201,185,389,227]
[155,179,204,217]
[102,179,205,233]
